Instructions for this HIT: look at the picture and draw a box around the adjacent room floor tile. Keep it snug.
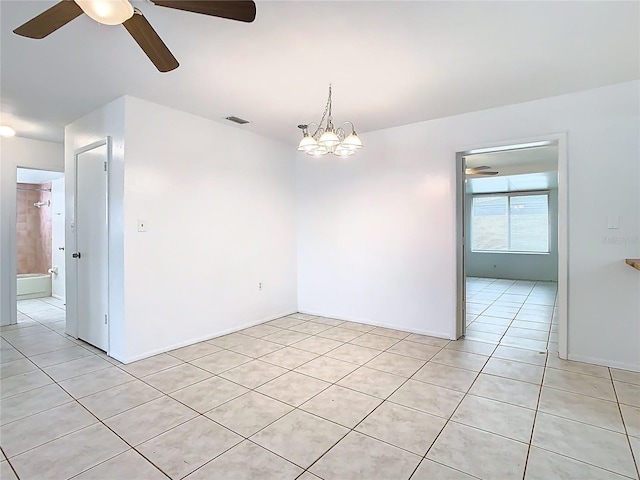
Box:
[620,403,640,437]
[1,369,53,399]
[184,440,303,480]
[427,421,528,480]
[310,431,420,480]
[137,416,242,479]
[546,355,611,378]
[206,391,293,437]
[251,409,348,469]
[445,338,497,356]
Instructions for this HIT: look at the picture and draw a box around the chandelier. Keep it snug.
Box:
[297,84,363,157]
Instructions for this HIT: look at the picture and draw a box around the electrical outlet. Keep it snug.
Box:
[258,282,263,290]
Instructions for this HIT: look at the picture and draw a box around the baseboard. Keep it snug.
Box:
[115,309,298,364]
[51,294,65,301]
[298,309,454,340]
[568,353,640,373]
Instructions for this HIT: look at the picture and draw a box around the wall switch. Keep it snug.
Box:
[137,219,147,232]
[258,282,263,290]
[607,216,620,229]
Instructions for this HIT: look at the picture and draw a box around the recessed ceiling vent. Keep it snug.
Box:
[225,116,250,125]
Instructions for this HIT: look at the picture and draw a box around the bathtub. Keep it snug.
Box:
[17,273,52,300]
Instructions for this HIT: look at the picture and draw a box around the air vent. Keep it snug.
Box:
[225,116,250,125]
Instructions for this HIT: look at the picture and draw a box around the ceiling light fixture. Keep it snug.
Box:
[74,0,134,25]
[297,84,363,157]
[0,126,16,137]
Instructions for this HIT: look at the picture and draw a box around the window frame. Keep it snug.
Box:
[470,190,551,254]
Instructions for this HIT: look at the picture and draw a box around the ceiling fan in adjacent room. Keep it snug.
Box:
[13,0,256,72]
[465,165,499,176]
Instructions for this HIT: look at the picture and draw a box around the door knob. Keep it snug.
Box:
[58,247,65,251]
[72,252,81,259]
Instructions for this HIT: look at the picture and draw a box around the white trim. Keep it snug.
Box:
[567,353,640,373]
[111,310,298,364]
[298,310,454,340]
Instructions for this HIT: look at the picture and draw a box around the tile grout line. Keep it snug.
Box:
[609,367,640,480]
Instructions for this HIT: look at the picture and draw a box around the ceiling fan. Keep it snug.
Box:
[465,165,499,176]
[13,0,256,72]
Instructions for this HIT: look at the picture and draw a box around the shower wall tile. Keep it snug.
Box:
[16,183,52,275]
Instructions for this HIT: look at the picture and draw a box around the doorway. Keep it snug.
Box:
[456,137,568,359]
[15,168,66,331]
[73,141,109,352]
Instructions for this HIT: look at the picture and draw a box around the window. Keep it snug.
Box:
[471,193,549,253]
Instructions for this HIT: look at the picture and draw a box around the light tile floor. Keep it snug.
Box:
[1,292,639,479]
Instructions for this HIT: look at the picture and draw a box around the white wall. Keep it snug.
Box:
[65,96,297,362]
[297,81,640,371]
[65,97,127,358]
[0,136,63,325]
[120,97,297,361]
[466,189,559,281]
[50,177,65,300]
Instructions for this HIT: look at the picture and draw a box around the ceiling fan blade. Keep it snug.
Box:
[13,0,83,39]
[151,0,256,23]
[476,171,499,176]
[123,11,179,73]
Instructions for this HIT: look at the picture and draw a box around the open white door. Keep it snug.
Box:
[75,142,109,351]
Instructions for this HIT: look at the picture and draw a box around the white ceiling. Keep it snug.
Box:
[465,144,558,193]
[1,1,638,145]
[17,167,64,184]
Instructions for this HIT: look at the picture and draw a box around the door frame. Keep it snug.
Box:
[70,138,111,353]
[455,133,568,359]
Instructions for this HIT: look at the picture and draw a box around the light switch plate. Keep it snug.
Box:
[137,219,147,232]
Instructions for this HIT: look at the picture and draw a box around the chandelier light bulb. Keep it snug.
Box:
[0,126,16,137]
[296,84,362,158]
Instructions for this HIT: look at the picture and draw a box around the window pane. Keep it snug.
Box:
[472,196,508,251]
[510,194,549,252]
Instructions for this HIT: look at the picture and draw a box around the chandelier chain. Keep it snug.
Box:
[311,84,332,138]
